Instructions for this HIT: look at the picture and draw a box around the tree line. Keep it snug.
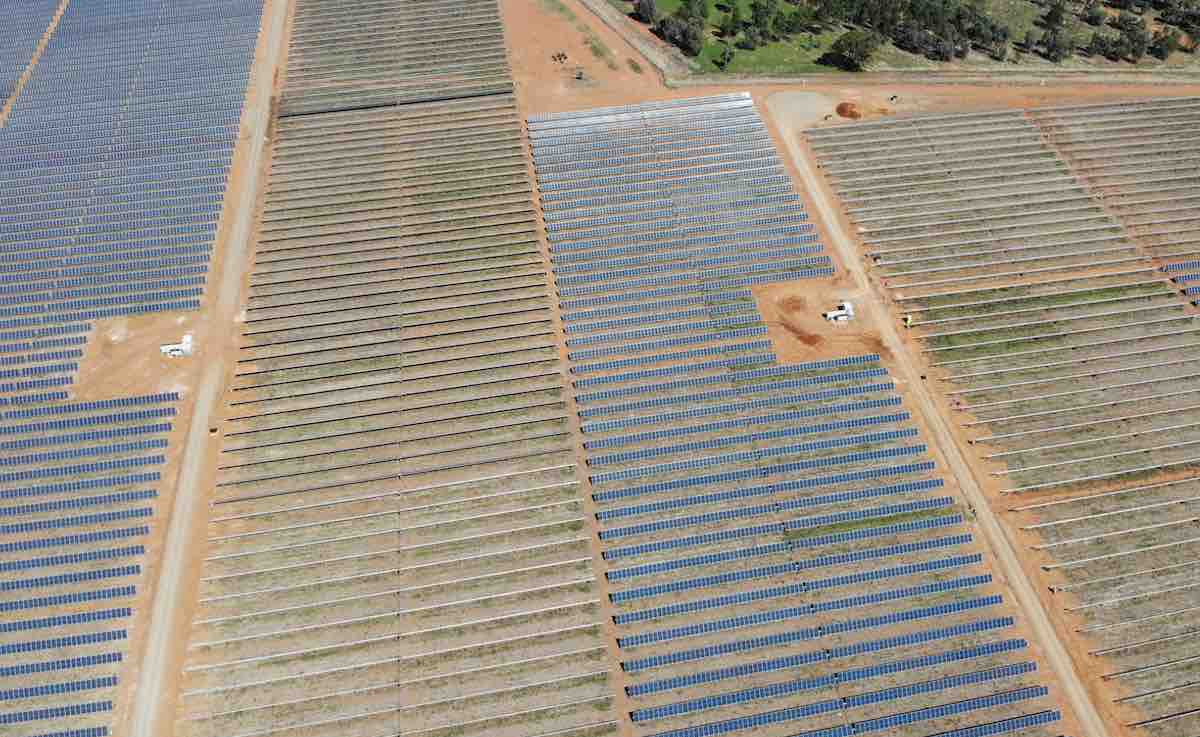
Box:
[629,0,1197,70]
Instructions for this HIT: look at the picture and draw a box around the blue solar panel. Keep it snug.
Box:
[622,595,1004,675]
[0,507,153,535]
[600,476,942,523]
[584,395,900,439]
[576,360,883,406]
[0,565,140,593]
[0,629,127,656]
[0,407,175,436]
[0,676,118,702]
[632,638,1028,721]
[615,554,981,625]
[922,711,1062,737]
[588,411,912,465]
[27,728,109,737]
[0,700,113,725]
[2,392,176,419]
[0,472,161,500]
[0,607,131,634]
[609,532,967,597]
[814,686,1049,737]
[601,494,950,543]
[642,662,1037,737]
[618,574,990,649]
[595,445,931,504]
[591,435,924,485]
[0,490,157,518]
[0,586,136,613]
[0,544,145,573]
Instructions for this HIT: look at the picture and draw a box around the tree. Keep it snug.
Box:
[719,9,738,37]
[1044,0,1068,30]
[1115,11,1150,59]
[717,43,736,68]
[1023,28,1042,50]
[1043,27,1076,61]
[827,29,883,70]
[1112,33,1134,59]
[1088,30,1113,57]
[1084,1,1107,26]
[739,25,765,49]
[1149,27,1181,58]
[675,0,708,22]
[749,0,781,38]
[655,14,705,55]
[633,0,658,24]
[815,0,856,23]
[777,6,815,34]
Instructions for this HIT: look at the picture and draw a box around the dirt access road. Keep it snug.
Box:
[124,0,291,735]
[767,94,1111,737]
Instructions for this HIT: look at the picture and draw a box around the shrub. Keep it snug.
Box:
[827,29,882,70]
[633,0,658,24]
[655,14,705,55]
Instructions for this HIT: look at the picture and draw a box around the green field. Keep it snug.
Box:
[607,0,1198,74]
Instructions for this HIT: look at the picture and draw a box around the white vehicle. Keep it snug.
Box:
[822,301,855,322]
[160,334,194,358]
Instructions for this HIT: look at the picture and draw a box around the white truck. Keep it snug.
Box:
[822,301,855,322]
[160,334,194,358]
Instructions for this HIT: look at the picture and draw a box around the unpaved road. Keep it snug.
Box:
[765,93,1113,737]
[126,1,290,735]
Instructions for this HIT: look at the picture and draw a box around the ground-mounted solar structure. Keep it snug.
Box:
[806,97,1200,737]
[807,108,1200,493]
[12,0,1200,733]
[527,93,1063,737]
[280,0,515,115]
[173,1,622,736]
[0,0,264,734]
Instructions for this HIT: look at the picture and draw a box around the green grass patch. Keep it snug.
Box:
[981,0,1041,43]
[584,30,621,69]
[706,29,845,73]
[540,0,578,21]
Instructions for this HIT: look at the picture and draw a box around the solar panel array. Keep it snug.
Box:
[1030,98,1200,274]
[280,0,514,116]
[0,0,260,392]
[0,392,177,735]
[0,0,264,732]
[807,109,1200,494]
[807,97,1200,736]
[174,2,623,736]
[0,0,59,101]
[528,94,1060,737]
[1009,474,1200,737]
[1008,96,1200,732]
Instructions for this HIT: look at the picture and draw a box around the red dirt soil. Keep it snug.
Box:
[835,101,862,118]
